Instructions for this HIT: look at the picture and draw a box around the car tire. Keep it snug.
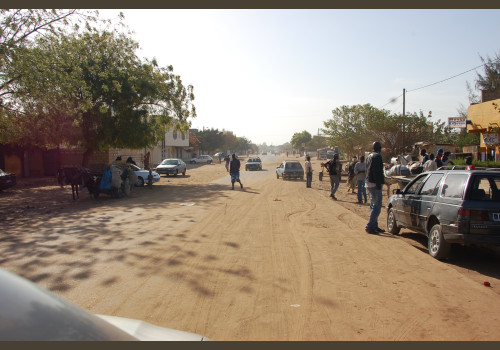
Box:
[182,169,186,176]
[276,173,279,179]
[428,224,450,260]
[387,208,401,235]
[174,170,178,177]
[137,177,145,187]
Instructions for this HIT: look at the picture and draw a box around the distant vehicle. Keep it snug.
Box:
[0,168,16,191]
[245,158,262,171]
[262,152,267,155]
[387,167,500,260]
[130,164,160,187]
[190,155,213,164]
[0,267,209,341]
[155,159,187,177]
[213,152,228,158]
[276,161,304,180]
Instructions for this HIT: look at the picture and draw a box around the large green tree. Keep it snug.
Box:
[0,9,100,112]
[290,130,312,151]
[3,29,196,166]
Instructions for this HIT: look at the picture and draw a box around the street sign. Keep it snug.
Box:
[483,133,499,146]
[448,117,467,128]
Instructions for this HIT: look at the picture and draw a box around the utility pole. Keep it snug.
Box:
[402,88,406,153]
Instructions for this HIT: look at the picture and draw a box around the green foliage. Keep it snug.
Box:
[475,51,500,92]
[2,28,196,165]
[290,130,312,150]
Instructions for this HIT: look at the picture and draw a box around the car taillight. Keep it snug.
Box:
[458,208,470,216]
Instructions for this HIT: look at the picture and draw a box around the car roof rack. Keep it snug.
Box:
[437,165,498,171]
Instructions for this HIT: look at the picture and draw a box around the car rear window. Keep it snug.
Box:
[468,175,500,202]
[441,173,468,199]
[286,162,302,169]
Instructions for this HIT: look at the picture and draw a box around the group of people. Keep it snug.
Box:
[312,142,386,235]
[420,148,454,172]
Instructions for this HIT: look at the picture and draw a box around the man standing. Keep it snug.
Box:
[304,155,313,188]
[224,154,230,172]
[365,142,385,234]
[229,154,243,190]
[324,153,341,200]
[354,155,367,204]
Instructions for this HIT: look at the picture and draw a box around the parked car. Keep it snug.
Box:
[386,168,500,260]
[130,164,160,187]
[276,161,304,180]
[190,155,213,164]
[245,157,262,171]
[156,159,187,177]
[0,168,16,191]
[0,267,209,340]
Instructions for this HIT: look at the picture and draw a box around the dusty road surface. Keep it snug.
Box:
[1,154,500,341]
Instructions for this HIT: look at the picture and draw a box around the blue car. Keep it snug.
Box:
[276,161,304,180]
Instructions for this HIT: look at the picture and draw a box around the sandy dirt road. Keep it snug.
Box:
[1,154,500,340]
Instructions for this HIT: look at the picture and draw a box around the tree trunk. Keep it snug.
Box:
[82,148,94,167]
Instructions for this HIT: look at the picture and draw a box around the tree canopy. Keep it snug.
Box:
[1,16,196,166]
[322,104,456,160]
[290,130,312,151]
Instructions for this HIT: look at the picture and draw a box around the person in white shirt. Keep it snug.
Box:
[423,153,437,172]
[304,155,313,188]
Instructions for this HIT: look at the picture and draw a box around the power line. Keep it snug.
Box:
[406,63,486,93]
[379,63,486,109]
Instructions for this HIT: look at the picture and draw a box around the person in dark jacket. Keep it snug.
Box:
[365,141,385,234]
[323,153,342,200]
[229,154,243,190]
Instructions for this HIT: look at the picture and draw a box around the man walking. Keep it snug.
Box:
[365,142,385,234]
[304,155,313,188]
[224,154,230,172]
[354,155,367,204]
[324,153,341,200]
[229,154,243,190]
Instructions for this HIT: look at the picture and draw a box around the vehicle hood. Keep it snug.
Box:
[96,315,209,341]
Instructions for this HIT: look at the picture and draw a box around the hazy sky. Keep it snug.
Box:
[100,9,500,146]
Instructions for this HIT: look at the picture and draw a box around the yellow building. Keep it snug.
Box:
[467,96,500,162]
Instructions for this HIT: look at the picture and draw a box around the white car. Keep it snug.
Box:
[190,155,213,164]
[0,267,209,340]
[155,159,187,177]
[130,164,160,187]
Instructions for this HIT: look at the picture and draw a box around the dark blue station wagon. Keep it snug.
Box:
[386,168,500,260]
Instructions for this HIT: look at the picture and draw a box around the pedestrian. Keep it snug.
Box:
[304,155,313,188]
[347,157,357,193]
[224,154,230,172]
[465,156,476,170]
[365,141,385,234]
[229,154,243,190]
[354,155,367,204]
[435,149,444,168]
[423,154,437,172]
[442,151,454,166]
[324,153,342,200]
[421,149,429,164]
[147,169,153,189]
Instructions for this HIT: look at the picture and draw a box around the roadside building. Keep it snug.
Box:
[467,90,500,162]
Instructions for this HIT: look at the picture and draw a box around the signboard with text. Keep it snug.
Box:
[448,117,467,128]
[483,133,499,146]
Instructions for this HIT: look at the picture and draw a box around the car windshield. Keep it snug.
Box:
[130,164,141,171]
[161,160,178,165]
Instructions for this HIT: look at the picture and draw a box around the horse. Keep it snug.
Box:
[57,167,97,200]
